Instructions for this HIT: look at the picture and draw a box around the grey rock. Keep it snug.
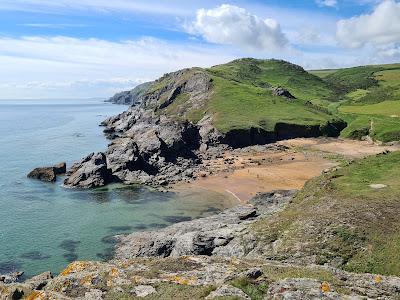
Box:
[206,284,250,299]
[115,191,294,260]
[131,285,156,297]
[243,268,263,279]
[64,152,112,188]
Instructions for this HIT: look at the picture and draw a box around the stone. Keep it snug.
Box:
[131,285,156,297]
[243,268,263,279]
[27,167,56,182]
[206,284,250,299]
[369,183,387,189]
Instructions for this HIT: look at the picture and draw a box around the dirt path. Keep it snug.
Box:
[177,138,399,202]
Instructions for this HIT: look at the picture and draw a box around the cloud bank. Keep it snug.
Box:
[189,4,287,51]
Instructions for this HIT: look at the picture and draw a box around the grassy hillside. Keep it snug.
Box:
[152,59,342,137]
[324,63,400,142]
[252,151,400,276]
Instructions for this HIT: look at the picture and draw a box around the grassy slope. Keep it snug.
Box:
[204,59,339,133]
[154,58,341,135]
[314,63,400,142]
[252,151,400,276]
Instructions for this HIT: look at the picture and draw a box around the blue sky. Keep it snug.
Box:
[0,0,399,99]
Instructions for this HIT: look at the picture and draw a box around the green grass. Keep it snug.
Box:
[340,101,400,116]
[230,278,269,300]
[309,69,337,78]
[208,75,332,133]
[209,58,338,105]
[252,151,400,276]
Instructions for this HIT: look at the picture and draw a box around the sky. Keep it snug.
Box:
[0,0,399,99]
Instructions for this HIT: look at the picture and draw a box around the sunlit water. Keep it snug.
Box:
[0,99,234,278]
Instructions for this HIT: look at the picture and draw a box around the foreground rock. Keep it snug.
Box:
[2,254,400,299]
[27,162,66,182]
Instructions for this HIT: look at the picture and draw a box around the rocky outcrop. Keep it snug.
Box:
[115,191,295,260]
[271,86,296,99]
[27,162,67,182]
[106,81,153,105]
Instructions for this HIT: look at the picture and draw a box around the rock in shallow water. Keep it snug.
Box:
[27,162,67,182]
[27,167,56,182]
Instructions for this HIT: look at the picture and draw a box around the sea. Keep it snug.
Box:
[0,98,232,278]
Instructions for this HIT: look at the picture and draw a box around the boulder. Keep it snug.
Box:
[27,167,56,182]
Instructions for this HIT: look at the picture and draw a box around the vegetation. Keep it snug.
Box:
[252,151,400,276]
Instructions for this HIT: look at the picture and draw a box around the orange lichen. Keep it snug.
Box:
[374,275,383,284]
[110,268,119,277]
[26,291,45,300]
[321,281,331,293]
[60,261,90,276]
[165,275,197,285]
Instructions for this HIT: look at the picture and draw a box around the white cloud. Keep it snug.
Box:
[188,4,288,51]
[0,36,236,99]
[337,0,400,48]
[316,0,338,8]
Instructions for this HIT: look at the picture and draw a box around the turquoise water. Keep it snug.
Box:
[0,99,232,278]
